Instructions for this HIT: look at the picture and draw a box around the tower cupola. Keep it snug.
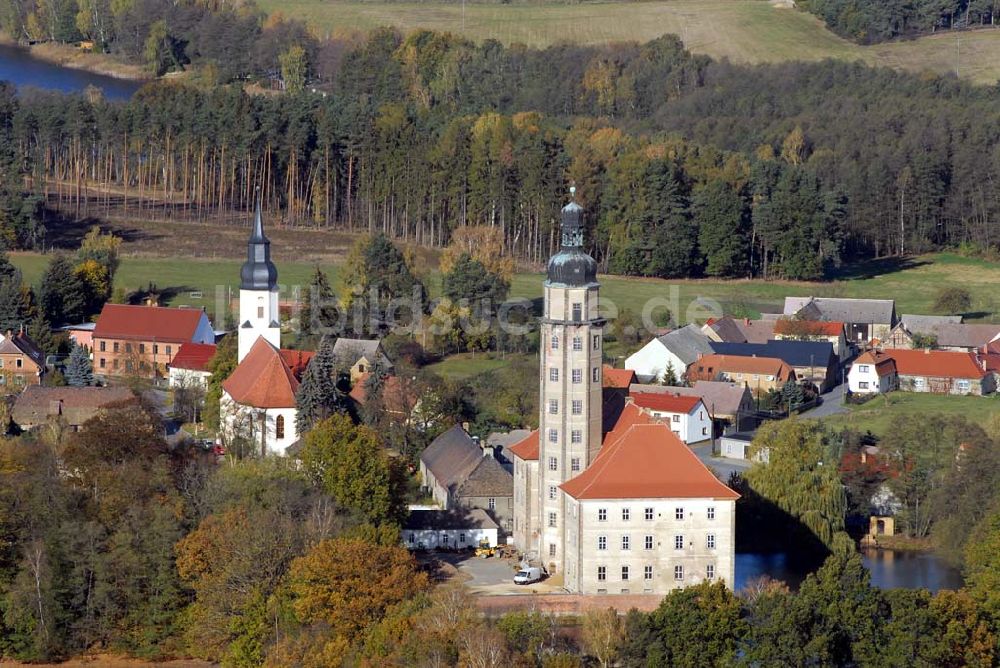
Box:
[546,187,597,287]
[240,202,278,291]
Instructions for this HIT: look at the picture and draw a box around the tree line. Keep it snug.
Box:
[800,0,999,43]
[5,29,1000,279]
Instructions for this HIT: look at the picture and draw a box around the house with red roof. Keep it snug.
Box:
[168,342,217,389]
[629,390,712,445]
[773,317,848,360]
[887,349,994,395]
[93,303,214,379]
[847,350,898,394]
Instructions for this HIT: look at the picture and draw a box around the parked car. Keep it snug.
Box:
[513,567,543,585]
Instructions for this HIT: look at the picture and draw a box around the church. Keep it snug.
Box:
[509,193,739,595]
[220,205,311,456]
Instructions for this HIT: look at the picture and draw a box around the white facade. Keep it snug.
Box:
[512,455,539,555]
[402,526,498,551]
[848,362,894,394]
[562,498,736,595]
[537,281,604,576]
[238,287,281,363]
[168,366,211,390]
[641,400,712,445]
[625,339,684,384]
[220,391,298,456]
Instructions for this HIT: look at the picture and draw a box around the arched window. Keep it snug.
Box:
[275,414,285,439]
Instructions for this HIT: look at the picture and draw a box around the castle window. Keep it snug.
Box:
[706,564,715,580]
[676,507,685,520]
[621,566,629,581]
[674,565,684,581]
[573,336,582,351]
[707,507,715,520]
[593,335,600,350]
[550,368,559,382]
[549,543,556,557]
[548,429,558,444]
[598,536,607,550]
[598,508,607,522]
[645,535,654,550]
[548,512,557,528]
[572,400,582,415]
[551,335,559,350]
[549,486,557,500]
[572,303,582,320]
[275,415,285,439]
[622,508,631,521]
[645,507,654,521]
[548,456,558,471]
[571,430,581,444]
[549,399,558,414]
[572,369,582,384]
[621,535,630,550]
[593,367,600,383]
[707,534,716,549]
[674,535,684,550]
[571,457,580,472]
[644,565,653,580]
[597,566,606,581]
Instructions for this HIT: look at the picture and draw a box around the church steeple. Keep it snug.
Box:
[546,187,597,287]
[240,200,278,291]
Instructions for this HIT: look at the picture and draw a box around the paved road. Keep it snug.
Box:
[799,381,848,419]
[689,443,750,481]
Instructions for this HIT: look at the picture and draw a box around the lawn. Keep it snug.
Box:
[424,352,533,380]
[12,251,1000,327]
[820,392,1000,436]
[257,0,1000,85]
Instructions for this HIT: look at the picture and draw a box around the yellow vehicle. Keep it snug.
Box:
[475,539,495,558]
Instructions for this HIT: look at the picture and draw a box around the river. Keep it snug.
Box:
[735,549,964,593]
[0,43,142,100]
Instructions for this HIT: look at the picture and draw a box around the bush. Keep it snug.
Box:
[933,287,972,315]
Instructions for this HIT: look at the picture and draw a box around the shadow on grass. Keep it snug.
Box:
[829,256,931,281]
[43,205,165,249]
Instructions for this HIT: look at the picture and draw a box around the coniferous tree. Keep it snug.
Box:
[696,180,749,278]
[64,343,94,387]
[299,267,338,344]
[295,337,343,433]
[27,315,57,357]
[39,255,87,326]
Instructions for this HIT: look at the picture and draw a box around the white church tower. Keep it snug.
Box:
[537,188,604,578]
[237,203,281,362]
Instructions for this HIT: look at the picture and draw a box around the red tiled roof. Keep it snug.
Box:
[690,354,795,379]
[629,391,702,414]
[349,374,413,413]
[886,349,986,379]
[560,423,739,500]
[853,350,896,377]
[602,366,636,389]
[774,319,844,337]
[279,349,314,381]
[508,429,539,461]
[93,304,207,343]
[170,342,217,372]
[222,338,299,408]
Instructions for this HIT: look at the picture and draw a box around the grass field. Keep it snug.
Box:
[424,351,532,379]
[821,392,1000,436]
[11,249,1000,325]
[258,0,1000,85]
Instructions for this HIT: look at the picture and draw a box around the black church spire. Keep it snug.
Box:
[240,199,278,291]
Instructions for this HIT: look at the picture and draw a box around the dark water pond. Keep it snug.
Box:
[0,43,142,99]
[736,549,964,593]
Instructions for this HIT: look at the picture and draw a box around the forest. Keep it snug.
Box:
[5,27,1000,280]
[800,0,999,43]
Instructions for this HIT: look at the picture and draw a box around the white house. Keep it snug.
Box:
[167,342,216,389]
[402,509,499,550]
[848,350,897,395]
[628,392,713,445]
[625,324,714,383]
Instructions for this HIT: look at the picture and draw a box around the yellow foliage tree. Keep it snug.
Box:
[439,226,514,281]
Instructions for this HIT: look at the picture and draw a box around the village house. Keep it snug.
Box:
[885,315,1000,352]
[687,354,796,395]
[419,424,514,533]
[707,339,838,391]
[886,349,995,395]
[701,317,776,345]
[772,318,848,361]
[511,195,738,594]
[12,386,134,432]
[783,296,897,346]
[168,342,217,389]
[627,391,712,445]
[629,381,756,434]
[0,330,46,390]
[332,338,392,382]
[625,324,714,383]
[847,350,898,395]
[60,322,96,352]
[402,509,500,551]
[92,304,214,379]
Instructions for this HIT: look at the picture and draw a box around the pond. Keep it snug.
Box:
[736,549,964,593]
[0,43,142,100]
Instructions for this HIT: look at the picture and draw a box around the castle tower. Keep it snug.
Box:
[237,203,280,362]
[537,188,604,577]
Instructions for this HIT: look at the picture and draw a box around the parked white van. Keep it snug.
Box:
[513,567,543,585]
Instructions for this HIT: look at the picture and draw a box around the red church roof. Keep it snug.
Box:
[170,342,217,372]
[279,348,314,381]
[560,423,739,501]
[222,338,299,408]
[93,304,208,343]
